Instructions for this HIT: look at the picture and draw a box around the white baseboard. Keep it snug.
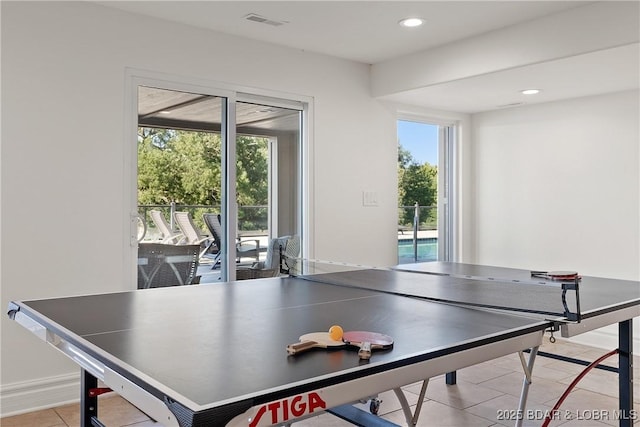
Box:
[0,373,79,418]
[566,325,640,354]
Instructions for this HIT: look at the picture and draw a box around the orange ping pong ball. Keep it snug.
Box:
[328,325,344,341]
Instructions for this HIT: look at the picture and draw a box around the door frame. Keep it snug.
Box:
[396,113,459,263]
[124,68,312,284]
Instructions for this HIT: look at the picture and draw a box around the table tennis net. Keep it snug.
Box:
[286,259,581,322]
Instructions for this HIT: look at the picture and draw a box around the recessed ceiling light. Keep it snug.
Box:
[521,89,541,95]
[399,17,424,28]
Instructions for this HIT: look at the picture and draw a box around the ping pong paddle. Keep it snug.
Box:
[286,332,346,355]
[531,270,581,281]
[342,331,394,360]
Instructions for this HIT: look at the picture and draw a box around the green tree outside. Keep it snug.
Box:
[137,128,269,232]
[397,143,438,229]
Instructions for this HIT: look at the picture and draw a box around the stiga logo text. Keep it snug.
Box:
[249,392,326,426]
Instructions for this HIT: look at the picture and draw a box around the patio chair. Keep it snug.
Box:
[202,213,260,268]
[149,210,182,244]
[236,236,283,280]
[137,243,201,289]
[278,235,300,275]
[173,211,216,258]
[236,235,300,280]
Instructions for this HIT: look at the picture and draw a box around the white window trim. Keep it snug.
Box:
[396,113,461,263]
[124,68,313,284]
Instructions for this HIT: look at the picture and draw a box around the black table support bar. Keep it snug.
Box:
[81,370,103,427]
[619,320,634,427]
[522,349,619,373]
[328,404,400,427]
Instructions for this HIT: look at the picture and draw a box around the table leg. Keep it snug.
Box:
[618,320,634,427]
[445,371,456,385]
[393,379,429,427]
[80,370,107,427]
[515,346,538,427]
[81,369,98,427]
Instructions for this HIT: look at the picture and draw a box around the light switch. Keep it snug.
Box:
[363,191,378,207]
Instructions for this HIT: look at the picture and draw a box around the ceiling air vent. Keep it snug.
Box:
[244,13,287,27]
[497,102,523,108]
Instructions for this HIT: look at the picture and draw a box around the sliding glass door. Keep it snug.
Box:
[235,99,302,245]
[134,82,304,285]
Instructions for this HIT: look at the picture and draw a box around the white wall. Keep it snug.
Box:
[0,2,397,414]
[468,90,640,348]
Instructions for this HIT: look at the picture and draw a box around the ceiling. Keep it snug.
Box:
[100,1,639,114]
[381,43,640,113]
[98,1,590,64]
[138,86,300,133]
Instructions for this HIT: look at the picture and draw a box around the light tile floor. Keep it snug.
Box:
[2,339,638,427]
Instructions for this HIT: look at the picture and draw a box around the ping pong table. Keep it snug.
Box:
[7,261,639,427]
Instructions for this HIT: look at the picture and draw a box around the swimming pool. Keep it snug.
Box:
[397,238,438,264]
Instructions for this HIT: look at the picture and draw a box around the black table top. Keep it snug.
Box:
[8,263,638,423]
[11,271,547,409]
[393,262,640,319]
